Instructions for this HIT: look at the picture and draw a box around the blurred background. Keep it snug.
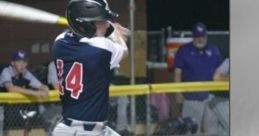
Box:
[0,0,229,136]
[0,0,229,66]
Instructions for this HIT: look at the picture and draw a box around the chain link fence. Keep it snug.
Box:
[0,102,61,136]
[0,92,228,136]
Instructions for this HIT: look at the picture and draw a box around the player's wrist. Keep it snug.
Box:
[29,90,37,96]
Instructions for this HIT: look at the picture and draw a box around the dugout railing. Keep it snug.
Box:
[0,81,229,136]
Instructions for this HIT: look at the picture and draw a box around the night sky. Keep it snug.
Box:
[146,0,229,31]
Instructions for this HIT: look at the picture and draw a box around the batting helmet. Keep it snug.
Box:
[66,0,118,38]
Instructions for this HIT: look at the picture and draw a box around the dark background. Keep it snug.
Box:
[146,0,230,60]
[0,0,229,66]
[147,0,229,31]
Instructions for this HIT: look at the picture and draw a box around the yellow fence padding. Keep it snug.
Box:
[151,81,229,93]
[0,81,229,104]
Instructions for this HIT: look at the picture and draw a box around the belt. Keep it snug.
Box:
[62,118,97,131]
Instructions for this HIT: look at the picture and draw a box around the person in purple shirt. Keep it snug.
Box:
[174,22,222,133]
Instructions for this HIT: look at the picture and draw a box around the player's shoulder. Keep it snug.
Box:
[177,42,193,52]
[55,32,66,41]
[1,66,12,74]
[1,66,16,78]
[224,58,230,62]
[80,36,115,52]
[181,42,193,48]
[81,36,113,44]
[222,58,230,65]
[48,61,55,68]
[206,43,220,53]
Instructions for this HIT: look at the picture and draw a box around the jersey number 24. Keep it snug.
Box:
[56,59,83,99]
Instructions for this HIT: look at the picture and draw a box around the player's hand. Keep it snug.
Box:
[32,90,49,98]
[109,22,130,43]
[113,23,130,42]
[40,84,49,91]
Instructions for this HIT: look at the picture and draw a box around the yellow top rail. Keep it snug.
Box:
[0,81,229,104]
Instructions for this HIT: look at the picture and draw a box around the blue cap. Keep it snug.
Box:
[192,22,207,37]
[11,50,29,61]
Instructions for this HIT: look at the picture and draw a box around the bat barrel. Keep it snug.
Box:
[0,1,67,26]
[57,17,68,26]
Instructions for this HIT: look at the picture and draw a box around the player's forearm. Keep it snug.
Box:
[108,22,129,58]
[5,85,37,96]
[174,68,182,82]
[38,84,49,91]
[173,68,184,104]
[109,33,128,48]
[109,33,128,58]
[52,82,59,90]
[213,73,229,81]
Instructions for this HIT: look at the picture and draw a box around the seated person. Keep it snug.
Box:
[0,50,49,96]
[0,50,49,130]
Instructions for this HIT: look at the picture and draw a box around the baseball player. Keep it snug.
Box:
[51,0,128,136]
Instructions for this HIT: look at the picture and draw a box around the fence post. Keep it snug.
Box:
[145,84,151,136]
[129,0,136,134]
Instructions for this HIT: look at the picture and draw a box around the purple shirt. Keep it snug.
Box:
[174,42,222,100]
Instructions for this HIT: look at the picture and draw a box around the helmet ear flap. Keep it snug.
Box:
[78,21,97,37]
[68,16,97,38]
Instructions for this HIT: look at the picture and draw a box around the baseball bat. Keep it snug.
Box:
[0,1,68,26]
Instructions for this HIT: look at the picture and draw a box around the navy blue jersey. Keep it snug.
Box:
[51,32,126,122]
